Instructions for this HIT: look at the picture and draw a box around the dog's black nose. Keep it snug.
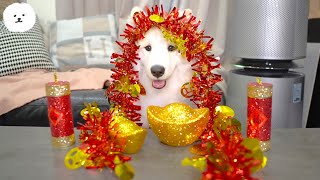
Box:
[151,65,165,78]
[18,18,21,21]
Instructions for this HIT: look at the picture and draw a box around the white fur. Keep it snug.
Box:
[3,3,36,32]
[127,7,195,127]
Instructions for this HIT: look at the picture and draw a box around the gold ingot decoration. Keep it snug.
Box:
[147,103,209,147]
[111,115,147,154]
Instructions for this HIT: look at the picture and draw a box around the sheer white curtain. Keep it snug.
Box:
[55,0,228,58]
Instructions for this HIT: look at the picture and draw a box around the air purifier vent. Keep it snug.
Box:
[231,0,308,60]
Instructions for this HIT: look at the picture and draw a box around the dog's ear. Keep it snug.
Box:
[127,6,143,27]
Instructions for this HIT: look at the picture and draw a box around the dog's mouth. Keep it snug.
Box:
[15,20,23,23]
[152,80,166,89]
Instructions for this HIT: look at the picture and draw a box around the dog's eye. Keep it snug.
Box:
[14,15,16,17]
[144,45,152,51]
[168,45,177,52]
[22,14,25,16]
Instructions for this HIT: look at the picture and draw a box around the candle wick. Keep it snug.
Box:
[256,77,262,85]
[54,72,58,83]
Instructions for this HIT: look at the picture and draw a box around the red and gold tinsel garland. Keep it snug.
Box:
[106,5,222,128]
[64,103,134,180]
[183,106,267,180]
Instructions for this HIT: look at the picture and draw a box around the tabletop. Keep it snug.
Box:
[0,126,320,180]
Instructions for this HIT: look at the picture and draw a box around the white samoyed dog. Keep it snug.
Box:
[3,3,36,32]
[127,7,196,127]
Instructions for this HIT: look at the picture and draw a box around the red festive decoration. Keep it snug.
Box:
[47,96,74,137]
[77,103,131,169]
[202,138,263,180]
[247,97,272,141]
[106,5,222,129]
[200,119,263,180]
[183,107,267,180]
[64,103,135,180]
[46,77,75,148]
[247,80,273,152]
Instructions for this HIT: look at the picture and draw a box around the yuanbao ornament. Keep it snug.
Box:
[111,115,147,154]
[106,5,222,130]
[64,103,134,180]
[247,78,273,152]
[147,103,209,146]
[182,106,267,180]
[45,72,75,148]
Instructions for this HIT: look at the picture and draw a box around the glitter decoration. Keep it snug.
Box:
[111,115,147,154]
[190,106,236,156]
[161,28,188,57]
[106,5,222,128]
[64,147,92,169]
[198,138,267,180]
[189,143,207,156]
[46,73,75,148]
[214,105,235,118]
[65,103,135,180]
[247,80,273,152]
[181,157,207,172]
[147,103,209,146]
[183,106,267,180]
[149,14,165,23]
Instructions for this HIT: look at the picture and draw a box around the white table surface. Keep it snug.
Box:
[0,126,320,180]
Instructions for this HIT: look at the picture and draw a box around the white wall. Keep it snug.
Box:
[26,0,56,48]
[27,0,56,23]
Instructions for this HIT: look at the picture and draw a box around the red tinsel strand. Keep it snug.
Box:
[107,89,141,122]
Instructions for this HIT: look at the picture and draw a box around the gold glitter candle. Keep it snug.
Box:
[247,80,272,152]
[46,73,75,148]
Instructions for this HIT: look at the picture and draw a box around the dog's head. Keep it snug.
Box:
[136,27,183,89]
[129,7,192,89]
[3,3,36,32]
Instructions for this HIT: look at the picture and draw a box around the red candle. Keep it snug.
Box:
[247,80,272,151]
[46,73,75,148]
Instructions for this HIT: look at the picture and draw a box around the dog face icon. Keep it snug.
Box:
[3,3,36,32]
